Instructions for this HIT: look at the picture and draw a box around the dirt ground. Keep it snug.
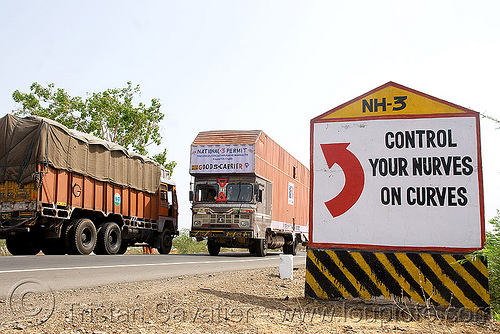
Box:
[0,262,498,334]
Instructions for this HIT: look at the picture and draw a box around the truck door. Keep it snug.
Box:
[159,184,169,217]
[256,184,265,214]
[265,181,272,217]
[168,184,178,218]
[256,181,272,219]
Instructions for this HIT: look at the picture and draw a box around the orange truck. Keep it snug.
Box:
[189,130,309,256]
[0,114,178,255]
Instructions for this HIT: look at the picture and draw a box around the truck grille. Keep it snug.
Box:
[211,224,233,228]
[194,213,251,226]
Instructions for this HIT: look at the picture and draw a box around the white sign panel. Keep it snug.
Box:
[190,144,255,174]
[312,116,482,251]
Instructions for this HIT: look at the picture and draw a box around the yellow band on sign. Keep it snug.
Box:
[322,85,467,119]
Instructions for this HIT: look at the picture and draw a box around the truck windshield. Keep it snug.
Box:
[194,182,219,202]
[226,184,253,202]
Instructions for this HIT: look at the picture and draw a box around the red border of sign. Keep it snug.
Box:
[309,81,485,253]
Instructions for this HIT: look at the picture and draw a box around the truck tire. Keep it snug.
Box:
[95,222,121,255]
[6,237,25,255]
[6,234,41,255]
[64,220,76,254]
[157,229,172,254]
[207,240,220,256]
[255,238,268,257]
[117,241,128,254]
[68,218,96,255]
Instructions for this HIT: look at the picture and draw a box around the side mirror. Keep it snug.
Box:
[189,190,194,202]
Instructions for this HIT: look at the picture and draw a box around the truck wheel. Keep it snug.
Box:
[6,234,41,255]
[255,238,268,257]
[95,222,121,255]
[117,241,128,254]
[207,240,220,256]
[6,237,25,255]
[68,218,96,255]
[157,229,172,254]
[63,220,76,254]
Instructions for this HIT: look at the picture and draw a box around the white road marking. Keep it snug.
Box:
[0,257,281,274]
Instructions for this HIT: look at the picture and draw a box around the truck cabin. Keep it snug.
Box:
[189,175,272,232]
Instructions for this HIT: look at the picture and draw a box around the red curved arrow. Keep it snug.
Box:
[320,143,365,218]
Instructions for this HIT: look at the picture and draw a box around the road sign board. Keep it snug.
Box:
[310,82,485,252]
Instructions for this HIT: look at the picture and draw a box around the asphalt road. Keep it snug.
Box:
[0,251,306,298]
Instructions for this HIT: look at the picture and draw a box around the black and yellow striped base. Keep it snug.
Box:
[305,249,489,312]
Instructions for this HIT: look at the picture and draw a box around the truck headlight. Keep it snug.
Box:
[240,221,249,227]
[193,221,202,227]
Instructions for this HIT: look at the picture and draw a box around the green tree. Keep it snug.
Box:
[12,82,176,174]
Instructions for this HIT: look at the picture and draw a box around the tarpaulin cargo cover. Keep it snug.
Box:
[0,114,161,193]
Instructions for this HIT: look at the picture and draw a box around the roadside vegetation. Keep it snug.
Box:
[478,211,500,321]
[0,239,9,256]
[488,212,500,321]
[460,210,500,322]
[172,228,208,254]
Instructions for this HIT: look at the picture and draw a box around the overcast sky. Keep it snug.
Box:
[1,1,499,231]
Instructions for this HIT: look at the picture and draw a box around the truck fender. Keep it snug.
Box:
[157,218,166,232]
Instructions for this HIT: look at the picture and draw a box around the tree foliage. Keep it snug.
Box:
[12,82,176,174]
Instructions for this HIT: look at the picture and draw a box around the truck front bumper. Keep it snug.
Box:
[190,229,254,238]
[0,217,36,237]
